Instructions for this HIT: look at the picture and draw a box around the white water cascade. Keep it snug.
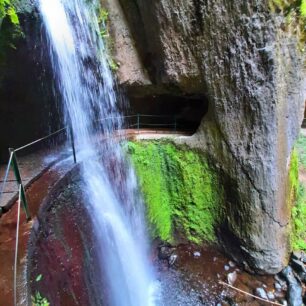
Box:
[39,0,157,305]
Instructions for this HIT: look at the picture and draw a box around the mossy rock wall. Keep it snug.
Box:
[126,140,224,244]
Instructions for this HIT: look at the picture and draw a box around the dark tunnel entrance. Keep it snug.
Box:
[126,94,209,133]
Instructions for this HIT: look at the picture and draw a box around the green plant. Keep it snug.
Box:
[0,0,23,66]
[270,0,306,48]
[290,136,306,251]
[289,148,299,202]
[125,141,224,244]
[292,185,306,250]
[301,0,306,17]
[0,0,19,27]
[31,291,50,306]
[96,5,119,71]
[98,8,108,27]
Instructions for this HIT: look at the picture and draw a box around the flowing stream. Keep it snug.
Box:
[39,0,157,305]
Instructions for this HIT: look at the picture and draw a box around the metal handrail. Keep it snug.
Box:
[8,149,31,220]
[0,113,179,218]
[15,127,66,153]
[0,152,14,197]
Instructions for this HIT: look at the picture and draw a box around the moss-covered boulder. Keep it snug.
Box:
[126,140,224,244]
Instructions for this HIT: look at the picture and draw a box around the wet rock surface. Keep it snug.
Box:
[155,244,287,305]
[281,266,303,306]
[23,169,305,306]
[0,2,63,162]
[28,175,106,306]
[112,0,306,273]
[0,161,73,306]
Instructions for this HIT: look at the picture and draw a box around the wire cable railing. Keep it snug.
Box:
[0,113,181,219]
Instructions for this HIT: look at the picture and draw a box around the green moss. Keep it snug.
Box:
[270,0,306,48]
[126,141,224,244]
[0,0,23,67]
[0,0,19,27]
[301,0,306,16]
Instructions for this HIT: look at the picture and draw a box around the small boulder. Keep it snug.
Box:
[168,253,178,266]
[290,259,306,284]
[227,271,237,286]
[193,251,201,258]
[275,274,288,290]
[267,291,275,300]
[292,251,306,263]
[254,287,268,300]
[290,259,306,274]
[275,282,282,291]
[274,290,286,299]
[281,266,303,306]
[158,245,175,260]
[228,261,236,268]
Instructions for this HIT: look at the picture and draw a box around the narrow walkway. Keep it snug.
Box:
[0,144,72,210]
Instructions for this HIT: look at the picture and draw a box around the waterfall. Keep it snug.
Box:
[38,0,157,305]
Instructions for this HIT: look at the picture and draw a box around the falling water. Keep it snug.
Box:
[39,0,157,305]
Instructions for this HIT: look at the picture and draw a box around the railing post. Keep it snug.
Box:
[137,113,140,132]
[8,148,31,221]
[174,116,177,132]
[69,126,77,164]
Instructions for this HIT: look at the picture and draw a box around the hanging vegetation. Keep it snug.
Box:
[0,0,19,27]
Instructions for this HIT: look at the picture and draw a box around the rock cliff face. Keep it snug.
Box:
[0,2,62,162]
[105,0,306,273]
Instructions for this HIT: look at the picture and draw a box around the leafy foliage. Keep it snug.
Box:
[301,0,306,16]
[270,0,306,48]
[0,0,23,66]
[292,185,306,250]
[289,148,299,202]
[0,0,19,27]
[96,6,119,71]
[98,8,108,28]
[31,291,50,306]
[291,135,306,251]
[126,141,224,244]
